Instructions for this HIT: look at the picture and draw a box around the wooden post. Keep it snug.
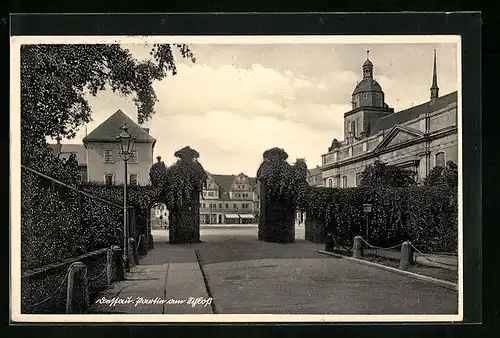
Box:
[66,262,89,314]
[128,238,137,268]
[399,241,414,270]
[131,238,139,265]
[353,236,364,258]
[112,246,125,281]
[324,233,335,252]
[106,247,113,286]
[138,233,147,256]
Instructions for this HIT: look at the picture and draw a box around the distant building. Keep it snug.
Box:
[151,203,169,229]
[50,109,156,186]
[307,165,323,187]
[319,51,458,187]
[200,172,260,224]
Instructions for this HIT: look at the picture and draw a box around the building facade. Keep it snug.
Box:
[50,109,156,186]
[199,172,260,224]
[319,51,458,187]
[83,110,156,186]
[307,165,323,187]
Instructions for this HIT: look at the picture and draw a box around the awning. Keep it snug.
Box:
[238,214,255,219]
[224,214,239,219]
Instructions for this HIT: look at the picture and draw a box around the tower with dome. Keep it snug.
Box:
[313,50,459,189]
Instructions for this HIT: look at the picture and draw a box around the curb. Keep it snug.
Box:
[318,250,458,291]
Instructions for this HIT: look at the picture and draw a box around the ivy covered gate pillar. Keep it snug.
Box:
[257,149,308,244]
[149,146,206,245]
[168,190,201,244]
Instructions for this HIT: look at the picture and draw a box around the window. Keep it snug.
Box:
[130,151,138,163]
[328,178,333,188]
[202,203,206,208]
[336,175,341,187]
[233,204,237,209]
[129,174,138,186]
[225,203,229,208]
[342,176,348,188]
[103,150,113,163]
[356,173,362,187]
[203,191,207,196]
[435,152,446,167]
[218,203,223,209]
[207,191,215,197]
[104,173,114,186]
[242,204,249,209]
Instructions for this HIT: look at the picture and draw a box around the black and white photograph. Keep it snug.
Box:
[11,32,464,322]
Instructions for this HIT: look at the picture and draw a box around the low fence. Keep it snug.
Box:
[21,246,129,314]
[323,234,458,271]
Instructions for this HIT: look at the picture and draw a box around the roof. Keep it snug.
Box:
[83,109,156,143]
[363,59,373,67]
[209,173,258,197]
[210,174,234,194]
[48,143,87,165]
[352,78,383,95]
[308,166,322,176]
[371,91,458,134]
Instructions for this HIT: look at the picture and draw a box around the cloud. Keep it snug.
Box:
[149,110,332,174]
[56,42,458,176]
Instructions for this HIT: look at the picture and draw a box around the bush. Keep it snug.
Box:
[303,185,458,253]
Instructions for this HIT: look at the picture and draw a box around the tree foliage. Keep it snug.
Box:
[21,43,195,150]
[359,160,416,188]
[423,161,458,189]
[423,166,444,186]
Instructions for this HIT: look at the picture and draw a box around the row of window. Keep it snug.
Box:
[326,176,348,188]
[233,192,250,198]
[103,150,138,163]
[104,173,138,186]
[202,203,252,209]
[324,152,447,188]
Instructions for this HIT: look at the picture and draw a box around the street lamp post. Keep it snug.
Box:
[362,203,373,241]
[116,123,136,273]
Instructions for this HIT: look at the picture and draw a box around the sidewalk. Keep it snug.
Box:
[88,246,213,314]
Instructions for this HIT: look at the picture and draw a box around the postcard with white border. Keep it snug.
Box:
[11,21,473,323]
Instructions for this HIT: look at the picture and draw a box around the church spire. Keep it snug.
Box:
[430,49,439,100]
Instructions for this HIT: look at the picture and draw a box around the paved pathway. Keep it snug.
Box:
[89,226,458,315]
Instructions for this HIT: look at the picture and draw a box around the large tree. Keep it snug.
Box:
[359,160,416,188]
[21,43,195,149]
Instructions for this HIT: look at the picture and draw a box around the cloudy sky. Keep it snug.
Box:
[60,40,458,176]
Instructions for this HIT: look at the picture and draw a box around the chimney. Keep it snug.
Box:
[143,128,150,134]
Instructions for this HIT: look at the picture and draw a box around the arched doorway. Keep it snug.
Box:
[150,202,169,243]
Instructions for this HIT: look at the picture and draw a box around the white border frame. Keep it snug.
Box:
[10,35,463,323]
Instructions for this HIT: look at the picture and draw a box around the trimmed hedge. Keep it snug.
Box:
[21,171,124,271]
[302,185,458,253]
